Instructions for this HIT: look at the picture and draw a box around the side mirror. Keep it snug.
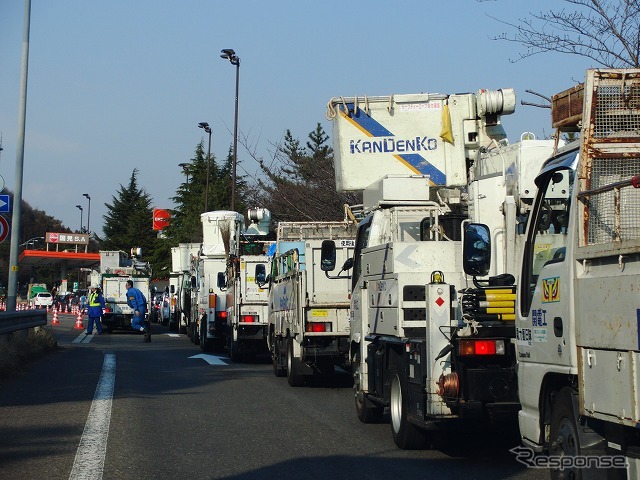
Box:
[320,240,336,271]
[255,264,267,285]
[463,223,491,277]
[342,257,354,271]
[190,276,196,288]
[170,285,175,294]
[217,272,227,289]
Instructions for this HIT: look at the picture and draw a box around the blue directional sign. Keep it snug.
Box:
[0,195,10,213]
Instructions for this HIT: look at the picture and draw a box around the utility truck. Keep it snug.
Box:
[96,249,151,333]
[169,243,200,333]
[321,89,558,448]
[497,69,640,479]
[259,217,357,386]
[217,208,275,361]
[186,212,233,351]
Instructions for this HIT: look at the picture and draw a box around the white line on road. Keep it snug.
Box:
[72,332,93,344]
[69,352,116,480]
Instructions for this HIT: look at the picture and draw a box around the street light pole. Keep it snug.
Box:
[75,204,83,232]
[221,48,240,212]
[82,193,91,233]
[198,122,212,213]
[178,162,190,184]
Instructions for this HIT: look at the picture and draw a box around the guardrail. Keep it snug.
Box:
[0,310,47,335]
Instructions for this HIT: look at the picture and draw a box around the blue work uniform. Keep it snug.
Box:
[126,285,147,332]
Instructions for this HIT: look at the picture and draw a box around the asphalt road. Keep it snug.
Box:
[0,313,547,480]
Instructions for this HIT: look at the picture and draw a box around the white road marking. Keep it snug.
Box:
[69,353,116,480]
[72,332,93,344]
[189,353,229,365]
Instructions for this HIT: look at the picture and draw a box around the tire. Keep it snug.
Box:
[272,336,286,377]
[286,337,304,387]
[229,337,241,362]
[193,323,200,346]
[549,388,582,480]
[353,351,383,423]
[390,372,427,450]
[200,320,212,352]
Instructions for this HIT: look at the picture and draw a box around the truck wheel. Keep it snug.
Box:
[193,323,200,346]
[286,337,304,387]
[390,372,427,450]
[200,320,212,352]
[272,337,286,377]
[549,388,581,480]
[354,352,383,423]
[229,338,241,362]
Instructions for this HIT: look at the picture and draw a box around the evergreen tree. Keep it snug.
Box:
[164,142,209,244]
[102,169,158,272]
[212,146,247,214]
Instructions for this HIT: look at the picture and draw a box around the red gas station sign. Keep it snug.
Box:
[153,209,171,231]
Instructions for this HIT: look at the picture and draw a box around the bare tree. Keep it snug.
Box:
[242,125,360,223]
[490,0,639,67]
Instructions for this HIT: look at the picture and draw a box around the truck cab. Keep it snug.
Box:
[513,69,640,479]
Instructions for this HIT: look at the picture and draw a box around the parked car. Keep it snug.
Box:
[31,292,53,309]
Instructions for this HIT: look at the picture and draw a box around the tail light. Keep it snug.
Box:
[459,339,505,356]
[104,307,111,314]
[241,315,257,323]
[208,294,217,309]
[305,322,332,333]
[216,311,228,323]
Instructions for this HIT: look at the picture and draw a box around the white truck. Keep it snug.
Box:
[497,69,640,479]
[321,89,558,448]
[186,212,233,352]
[169,243,200,333]
[258,219,357,386]
[96,250,151,333]
[217,208,275,361]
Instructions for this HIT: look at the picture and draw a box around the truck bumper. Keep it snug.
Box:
[302,336,349,363]
[236,323,267,341]
[101,314,134,331]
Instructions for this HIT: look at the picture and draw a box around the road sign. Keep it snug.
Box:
[0,215,9,243]
[0,195,10,213]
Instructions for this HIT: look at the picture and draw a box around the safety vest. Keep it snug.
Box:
[89,292,100,307]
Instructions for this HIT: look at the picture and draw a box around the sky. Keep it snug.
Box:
[0,0,593,239]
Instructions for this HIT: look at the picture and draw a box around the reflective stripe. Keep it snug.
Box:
[89,292,100,307]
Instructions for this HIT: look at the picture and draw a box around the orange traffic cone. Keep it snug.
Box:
[74,311,84,330]
[51,309,60,326]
